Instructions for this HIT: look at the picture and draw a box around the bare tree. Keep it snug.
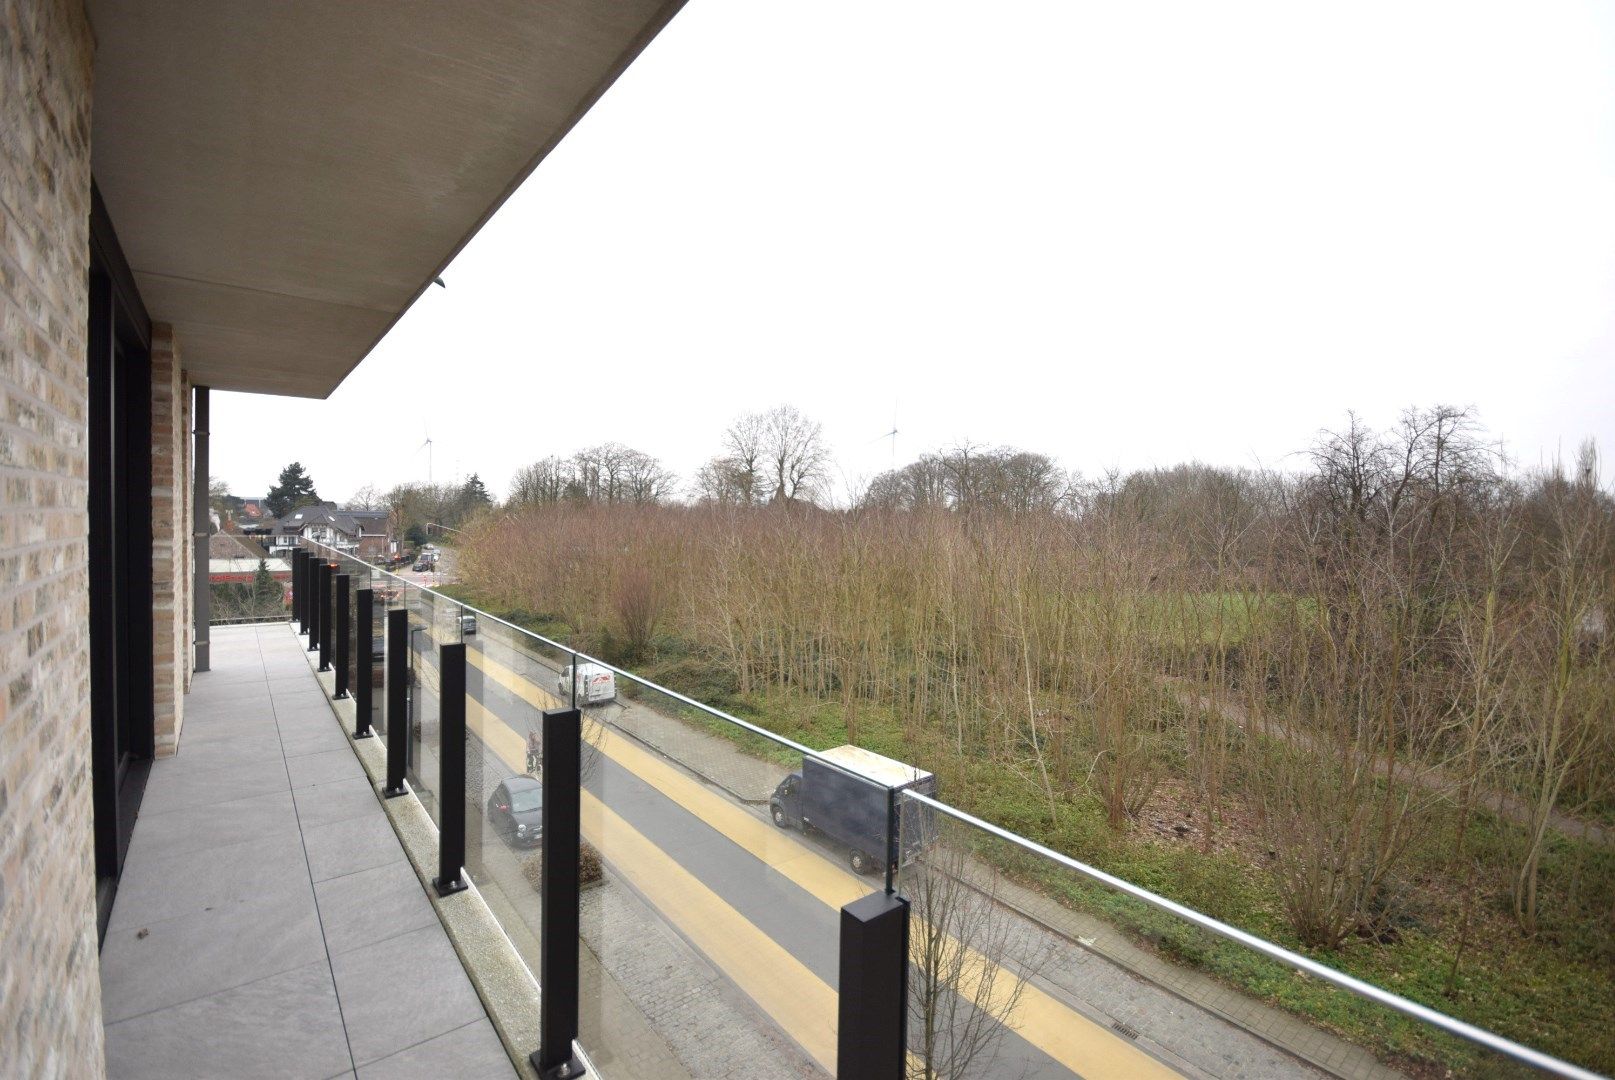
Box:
[207,476,237,528]
[346,484,385,511]
[761,405,830,503]
[613,563,667,659]
[571,443,625,503]
[1510,441,1610,933]
[907,843,1040,1080]
[385,482,435,543]
[621,448,678,505]
[1306,410,1391,536]
[508,456,573,507]
[700,407,832,505]
[997,450,1070,513]
[1443,516,1520,989]
[722,411,768,506]
[692,456,753,506]
[862,445,1071,515]
[938,441,986,513]
[510,446,673,507]
[861,456,948,511]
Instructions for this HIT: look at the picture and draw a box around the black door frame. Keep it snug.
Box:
[88,182,155,941]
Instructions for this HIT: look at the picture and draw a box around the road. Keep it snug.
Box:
[402,605,1326,1080]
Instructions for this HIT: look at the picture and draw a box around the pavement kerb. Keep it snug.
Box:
[598,706,776,806]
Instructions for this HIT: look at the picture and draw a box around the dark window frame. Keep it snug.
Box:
[88,181,155,942]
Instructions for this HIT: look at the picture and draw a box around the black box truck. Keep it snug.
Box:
[769,745,936,875]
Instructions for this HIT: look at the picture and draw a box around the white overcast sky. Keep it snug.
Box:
[212,0,1615,504]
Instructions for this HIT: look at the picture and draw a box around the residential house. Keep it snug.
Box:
[206,532,291,588]
[264,503,392,561]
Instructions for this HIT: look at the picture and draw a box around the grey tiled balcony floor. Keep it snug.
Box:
[100,623,517,1080]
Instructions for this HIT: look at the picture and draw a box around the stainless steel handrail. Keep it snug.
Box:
[903,789,1602,1080]
[298,539,1603,1080]
[306,540,824,760]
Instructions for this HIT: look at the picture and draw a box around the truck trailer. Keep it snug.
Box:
[769,744,936,875]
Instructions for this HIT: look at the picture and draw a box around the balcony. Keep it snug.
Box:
[98,623,515,1079]
[93,539,1595,1080]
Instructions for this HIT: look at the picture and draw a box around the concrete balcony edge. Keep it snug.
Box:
[298,650,554,1080]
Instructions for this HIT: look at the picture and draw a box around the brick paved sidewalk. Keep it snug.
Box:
[599,697,789,804]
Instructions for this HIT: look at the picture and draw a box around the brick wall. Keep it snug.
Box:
[150,325,188,755]
[0,0,106,1077]
[357,534,390,561]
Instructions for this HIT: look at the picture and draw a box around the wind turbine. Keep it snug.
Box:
[868,402,900,470]
[417,432,434,485]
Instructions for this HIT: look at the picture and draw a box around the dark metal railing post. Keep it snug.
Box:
[333,573,351,699]
[292,549,306,635]
[296,548,307,639]
[434,643,468,897]
[533,706,585,1080]
[837,890,910,1080]
[383,608,409,798]
[885,786,900,895]
[306,549,319,653]
[354,588,375,739]
[317,561,334,672]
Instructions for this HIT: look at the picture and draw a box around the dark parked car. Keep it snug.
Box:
[486,775,542,847]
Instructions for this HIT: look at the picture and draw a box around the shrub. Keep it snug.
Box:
[518,841,604,892]
[579,841,604,887]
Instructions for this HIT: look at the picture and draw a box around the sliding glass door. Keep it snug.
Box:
[88,190,155,940]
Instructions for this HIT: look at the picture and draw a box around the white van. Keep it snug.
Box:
[557,663,617,705]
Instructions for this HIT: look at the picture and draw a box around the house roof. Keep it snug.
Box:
[86,0,688,398]
[272,504,390,538]
[209,532,270,560]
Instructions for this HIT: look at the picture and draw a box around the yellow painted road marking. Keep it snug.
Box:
[581,790,839,1071]
[585,724,1176,1079]
[461,692,838,1071]
[448,630,1177,1078]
